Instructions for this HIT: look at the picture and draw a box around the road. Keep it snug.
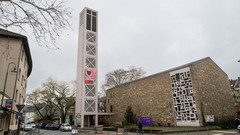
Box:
[21,129,72,135]
[21,129,240,135]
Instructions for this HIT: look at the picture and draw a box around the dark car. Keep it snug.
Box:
[45,124,52,130]
[40,123,47,129]
[50,124,60,130]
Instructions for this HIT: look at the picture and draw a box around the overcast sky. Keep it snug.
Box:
[26,0,240,93]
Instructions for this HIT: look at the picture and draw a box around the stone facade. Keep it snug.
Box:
[106,57,235,126]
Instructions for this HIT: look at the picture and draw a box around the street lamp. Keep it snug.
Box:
[0,62,17,109]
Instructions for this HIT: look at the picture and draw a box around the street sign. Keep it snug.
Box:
[72,129,78,134]
[16,113,22,119]
[16,104,25,112]
[5,99,13,108]
[76,113,81,118]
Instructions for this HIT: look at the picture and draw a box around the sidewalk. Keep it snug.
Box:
[96,129,240,135]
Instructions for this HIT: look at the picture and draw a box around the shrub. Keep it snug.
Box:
[124,105,136,125]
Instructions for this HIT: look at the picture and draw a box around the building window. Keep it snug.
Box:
[22,96,24,104]
[176,73,180,81]
[24,57,27,68]
[15,90,18,102]
[110,105,113,112]
[92,16,96,32]
[21,75,24,86]
[87,14,91,30]
[18,69,21,81]
[108,99,109,104]
[86,9,97,32]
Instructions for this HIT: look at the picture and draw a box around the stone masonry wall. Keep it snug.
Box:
[106,72,174,126]
[191,58,235,126]
[106,58,235,126]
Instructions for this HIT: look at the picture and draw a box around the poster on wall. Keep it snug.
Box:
[85,69,97,84]
[205,115,214,122]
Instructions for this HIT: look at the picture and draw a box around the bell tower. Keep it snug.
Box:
[75,7,98,128]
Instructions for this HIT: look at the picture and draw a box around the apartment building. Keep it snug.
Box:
[0,28,32,135]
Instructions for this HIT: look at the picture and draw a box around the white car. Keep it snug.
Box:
[59,123,72,131]
[238,125,240,130]
[23,124,33,131]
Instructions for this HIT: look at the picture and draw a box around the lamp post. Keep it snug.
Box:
[0,62,17,109]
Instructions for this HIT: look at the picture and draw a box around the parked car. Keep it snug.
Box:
[45,124,52,130]
[20,123,25,130]
[50,124,60,130]
[59,123,72,131]
[30,123,37,128]
[40,123,47,129]
[23,124,33,131]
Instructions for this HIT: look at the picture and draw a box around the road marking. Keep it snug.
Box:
[211,130,238,133]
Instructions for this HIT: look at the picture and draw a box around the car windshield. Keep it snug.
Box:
[64,124,70,126]
[25,124,32,128]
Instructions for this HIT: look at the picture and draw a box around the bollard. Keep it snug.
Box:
[150,129,152,135]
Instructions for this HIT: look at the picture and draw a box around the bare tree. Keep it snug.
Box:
[102,66,146,91]
[0,0,71,49]
[26,89,46,119]
[99,67,145,113]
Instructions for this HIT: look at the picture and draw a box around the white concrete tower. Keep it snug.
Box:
[76,7,98,128]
